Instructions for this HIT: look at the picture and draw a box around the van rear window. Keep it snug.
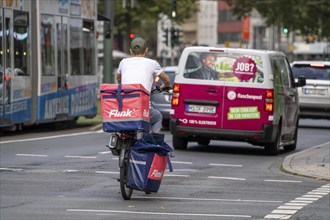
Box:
[184,52,264,83]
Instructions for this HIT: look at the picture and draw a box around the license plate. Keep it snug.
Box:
[186,104,216,114]
[303,88,327,95]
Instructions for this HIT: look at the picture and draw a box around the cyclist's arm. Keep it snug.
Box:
[158,71,171,90]
[116,73,121,84]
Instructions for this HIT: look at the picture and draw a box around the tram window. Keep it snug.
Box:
[14,11,29,76]
[83,20,95,75]
[41,14,55,76]
[63,23,68,76]
[70,18,82,75]
[56,22,69,77]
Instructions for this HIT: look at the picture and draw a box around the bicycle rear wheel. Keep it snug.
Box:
[119,148,133,200]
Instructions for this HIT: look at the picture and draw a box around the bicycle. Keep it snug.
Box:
[105,86,172,200]
[107,130,139,200]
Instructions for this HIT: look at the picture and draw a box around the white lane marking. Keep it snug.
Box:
[134,196,282,203]
[271,209,298,215]
[164,174,190,178]
[308,192,330,196]
[0,168,23,171]
[264,214,291,219]
[313,187,330,191]
[209,163,242,167]
[277,205,303,210]
[64,156,97,159]
[171,169,198,172]
[208,176,246,181]
[290,200,313,204]
[264,183,330,219]
[295,197,319,201]
[302,194,323,198]
[264,179,302,183]
[16,154,48,157]
[98,151,112,155]
[95,171,119,174]
[308,191,329,195]
[171,161,193,165]
[284,202,308,206]
[1,131,96,144]
[67,209,252,218]
[313,188,330,192]
[64,170,79,173]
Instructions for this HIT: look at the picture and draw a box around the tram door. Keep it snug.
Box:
[0,9,12,124]
[55,16,69,117]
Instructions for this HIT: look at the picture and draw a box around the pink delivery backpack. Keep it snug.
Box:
[100,84,150,132]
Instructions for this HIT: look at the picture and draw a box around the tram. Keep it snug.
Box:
[1,0,99,131]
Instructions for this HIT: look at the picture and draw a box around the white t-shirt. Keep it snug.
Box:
[117,57,163,93]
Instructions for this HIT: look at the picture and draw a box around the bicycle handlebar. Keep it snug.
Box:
[151,85,172,93]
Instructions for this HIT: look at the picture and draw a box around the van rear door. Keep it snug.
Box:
[222,86,271,131]
[172,50,273,132]
[174,82,224,130]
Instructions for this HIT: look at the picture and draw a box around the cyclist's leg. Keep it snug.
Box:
[149,106,162,133]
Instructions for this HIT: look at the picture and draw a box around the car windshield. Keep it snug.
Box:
[291,64,330,80]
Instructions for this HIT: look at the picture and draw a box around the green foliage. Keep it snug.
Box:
[225,0,330,41]
[98,0,199,53]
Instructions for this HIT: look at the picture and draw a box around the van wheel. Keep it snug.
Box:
[198,139,210,146]
[265,128,281,155]
[284,120,299,151]
[173,135,188,150]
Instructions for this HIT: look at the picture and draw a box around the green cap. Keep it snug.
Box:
[130,37,147,54]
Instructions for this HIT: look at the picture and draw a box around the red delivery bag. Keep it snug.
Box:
[100,84,150,132]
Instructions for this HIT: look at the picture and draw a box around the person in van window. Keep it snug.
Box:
[116,37,171,133]
[190,52,218,80]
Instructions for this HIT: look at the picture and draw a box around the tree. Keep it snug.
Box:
[99,0,199,55]
[225,0,330,42]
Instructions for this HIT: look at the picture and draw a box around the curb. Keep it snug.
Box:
[282,142,330,181]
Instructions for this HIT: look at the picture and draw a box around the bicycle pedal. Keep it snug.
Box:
[111,149,120,156]
[105,145,120,156]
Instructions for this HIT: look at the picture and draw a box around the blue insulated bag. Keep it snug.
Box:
[127,133,174,192]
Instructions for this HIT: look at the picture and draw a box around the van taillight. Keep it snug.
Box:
[171,84,180,106]
[265,89,274,112]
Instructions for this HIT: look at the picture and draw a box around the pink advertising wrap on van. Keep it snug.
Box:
[172,84,272,131]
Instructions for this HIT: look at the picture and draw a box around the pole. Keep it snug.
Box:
[103,0,114,83]
[170,20,174,66]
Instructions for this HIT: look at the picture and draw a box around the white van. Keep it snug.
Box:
[170,47,306,155]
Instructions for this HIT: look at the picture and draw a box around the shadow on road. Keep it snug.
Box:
[183,142,293,157]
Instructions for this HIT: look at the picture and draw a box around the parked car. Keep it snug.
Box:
[291,61,330,119]
[170,47,306,155]
[151,66,177,128]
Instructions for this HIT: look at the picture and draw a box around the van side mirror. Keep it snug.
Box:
[295,76,306,87]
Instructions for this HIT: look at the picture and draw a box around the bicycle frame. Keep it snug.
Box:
[118,131,137,168]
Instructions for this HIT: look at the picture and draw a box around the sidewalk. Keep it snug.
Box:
[282,142,330,181]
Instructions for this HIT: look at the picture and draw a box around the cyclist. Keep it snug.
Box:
[116,37,171,133]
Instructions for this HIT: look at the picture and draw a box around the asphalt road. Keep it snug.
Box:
[0,119,329,220]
